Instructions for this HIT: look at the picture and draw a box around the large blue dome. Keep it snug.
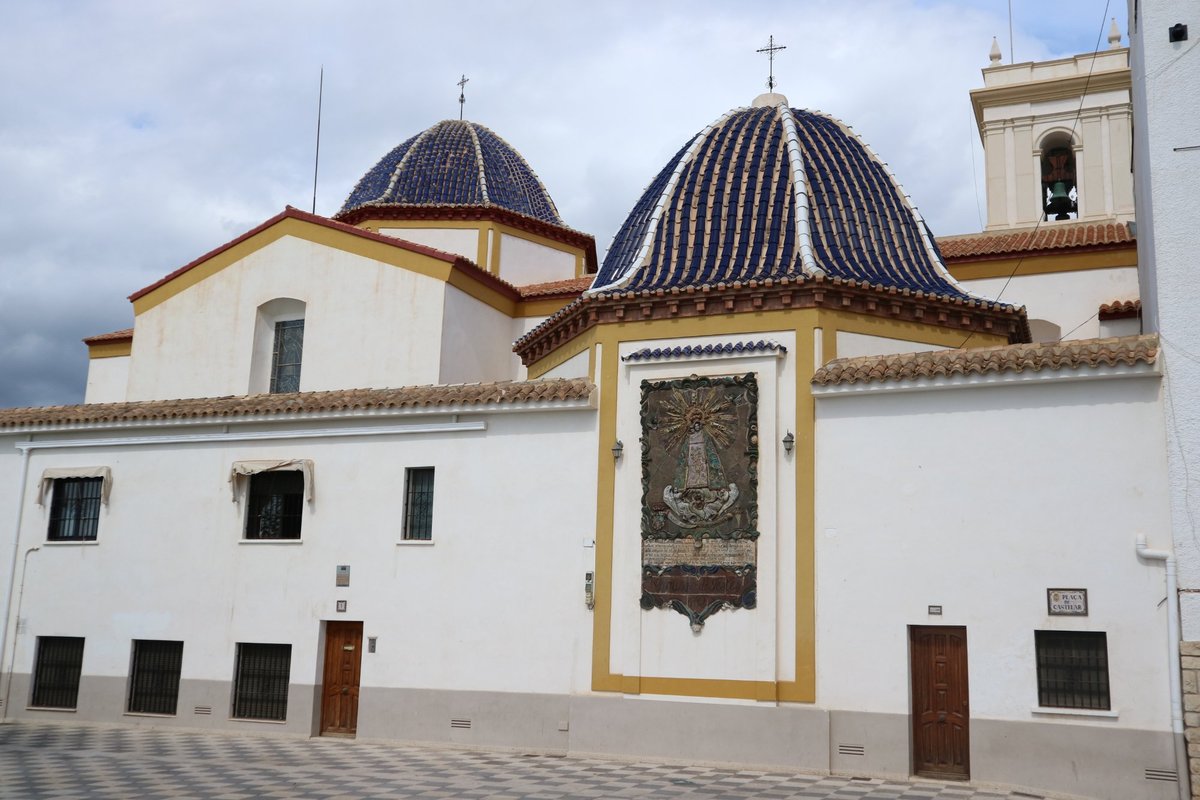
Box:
[340,120,563,224]
[591,96,970,300]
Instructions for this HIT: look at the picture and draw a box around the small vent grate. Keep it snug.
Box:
[193,706,213,715]
[837,744,865,757]
[450,718,471,729]
[1145,768,1177,782]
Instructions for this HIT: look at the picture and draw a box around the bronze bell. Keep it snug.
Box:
[1045,181,1074,220]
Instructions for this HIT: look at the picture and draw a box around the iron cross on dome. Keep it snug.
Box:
[457,74,469,120]
[756,35,786,92]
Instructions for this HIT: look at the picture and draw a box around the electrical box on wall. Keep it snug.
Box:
[336,565,350,587]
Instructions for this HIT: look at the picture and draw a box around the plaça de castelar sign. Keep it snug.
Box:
[1047,588,1088,616]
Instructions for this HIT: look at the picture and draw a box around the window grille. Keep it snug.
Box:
[403,467,435,540]
[269,319,304,393]
[30,637,85,709]
[48,478,102,541]
[245,471,304,539]
[232,643,291,721]
[1035,630,1110,710]
[127,640,184,715]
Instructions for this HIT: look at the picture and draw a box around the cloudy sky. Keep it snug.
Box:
[0,0,1125,408]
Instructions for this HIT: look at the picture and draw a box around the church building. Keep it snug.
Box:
[0,25,1183,800]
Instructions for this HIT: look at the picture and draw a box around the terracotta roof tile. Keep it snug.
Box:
[0,379,595,431]
[937,219,1134,261]
[812,335,1158,387]
[82,328,133,345]
[1099,298,1141,320]
[518,276,594,299]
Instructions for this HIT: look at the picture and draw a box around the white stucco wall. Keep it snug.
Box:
[498,234,575,286]
[1131,0,1200,632]
[961,266,1139,341]
[126,236,447,400]
[815,373,1172,730]
[1,408,597,706]
[83,357,130,404]
[377,228,478,262]
[833,332,943,360]
[437,286,521,385]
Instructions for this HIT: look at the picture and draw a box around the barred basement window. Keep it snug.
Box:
[402,467,435,540]
[1035,630,1110,710]
[269,319,304,393]
[30,636,85,709]
[232,643,291,721]
[245,471,304,540]
[127,640,184,715]
[48,477,103,541]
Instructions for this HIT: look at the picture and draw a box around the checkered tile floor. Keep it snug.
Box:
[0,721,1051,799]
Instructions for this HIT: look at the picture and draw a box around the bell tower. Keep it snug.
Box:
[970,24,1134,230]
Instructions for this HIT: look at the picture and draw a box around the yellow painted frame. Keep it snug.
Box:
[528,309,1006,704]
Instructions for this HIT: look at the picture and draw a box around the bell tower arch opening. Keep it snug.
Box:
[1039,131,1079,222]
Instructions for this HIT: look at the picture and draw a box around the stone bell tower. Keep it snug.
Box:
[971,21,1134,230]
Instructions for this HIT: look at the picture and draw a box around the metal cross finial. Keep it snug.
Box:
[756,35,787,92]
[457,74,469,120]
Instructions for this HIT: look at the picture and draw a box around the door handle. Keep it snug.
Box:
[341,687,349,695]
[937,711,947,722]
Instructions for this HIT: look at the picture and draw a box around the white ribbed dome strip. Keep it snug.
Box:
[588,112,732,294]
[777,104,822,277]
[385,123,440,199]
[464,122,490,204]
[814,112,984,301]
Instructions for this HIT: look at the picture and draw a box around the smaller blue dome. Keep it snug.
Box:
[340,120,563,225]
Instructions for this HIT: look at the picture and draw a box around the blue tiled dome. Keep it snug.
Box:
[591,97,971,299]
[340,120,563,224]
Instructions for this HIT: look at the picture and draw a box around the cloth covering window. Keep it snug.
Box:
[229,460,315,504]
[36,467,113,506]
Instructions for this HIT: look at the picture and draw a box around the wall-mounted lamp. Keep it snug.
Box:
[612,440,624,460]
[1169,23,1188,42]
[782,431,794,453]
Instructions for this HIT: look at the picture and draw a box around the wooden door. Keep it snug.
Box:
[910,625,970,780]
[320,621,363,736]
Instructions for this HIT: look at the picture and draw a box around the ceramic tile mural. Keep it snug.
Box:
[639,373,758,630]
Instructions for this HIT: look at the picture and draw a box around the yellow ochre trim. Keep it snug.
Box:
[947,247,1136,282]
[132,218,456,316]
[87,341,133,359]
[526,332,596,380]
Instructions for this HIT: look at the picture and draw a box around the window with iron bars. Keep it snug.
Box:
[402,467,435,540]
[30,636,85,709]
[48,477,102,541]
[269,319,304,393]
[232,643,291,721]
[245,471,304,540]
[1035,630,1110,710]
[127,640,184,715]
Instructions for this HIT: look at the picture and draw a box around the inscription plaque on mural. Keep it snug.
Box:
[1047,588,1088,616]
[639,373,758,631]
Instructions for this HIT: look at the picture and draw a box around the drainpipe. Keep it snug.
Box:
[1136,534,1189,800]
[1,546,40,720]
[0,445,31,724]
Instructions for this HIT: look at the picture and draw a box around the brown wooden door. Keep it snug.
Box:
[320,621,363,736]
[910,625,970,780]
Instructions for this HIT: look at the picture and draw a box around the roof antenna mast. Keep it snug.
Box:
[458,74,469,120]
[311,66,324,214]
[756,35,787,92]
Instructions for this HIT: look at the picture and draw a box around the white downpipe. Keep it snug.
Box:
[1136,534,1189,800]
[0,445,32,723]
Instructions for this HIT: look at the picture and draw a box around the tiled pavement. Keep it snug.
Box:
[0,721,1054,800]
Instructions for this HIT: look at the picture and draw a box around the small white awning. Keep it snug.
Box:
[228,459,315,503]
[36,466,113,506]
